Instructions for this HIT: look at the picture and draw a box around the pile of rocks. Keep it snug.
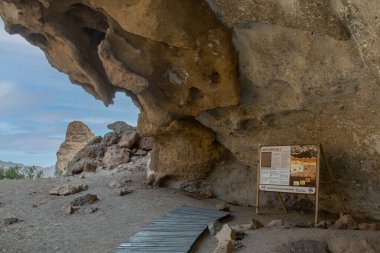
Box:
[62,121,152,175]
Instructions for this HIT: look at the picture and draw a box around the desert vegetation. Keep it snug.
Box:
[0,166,43,180]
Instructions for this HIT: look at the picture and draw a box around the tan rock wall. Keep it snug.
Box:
[1,0,380,218]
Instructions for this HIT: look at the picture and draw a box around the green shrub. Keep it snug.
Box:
[3,166,24,179]
[0,166,43,180]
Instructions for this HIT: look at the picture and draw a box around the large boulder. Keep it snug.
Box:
[55,121,94,175]
[103,145,131,170]
[119,131,139,149]
[148,120,224,183]
[107,121,135,135]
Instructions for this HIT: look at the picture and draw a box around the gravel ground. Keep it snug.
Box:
[0,170,226,253]
[0,170,378,253]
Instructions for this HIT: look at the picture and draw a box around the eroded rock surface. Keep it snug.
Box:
[55,121,94,175]
[65,121,150,174]
[1,0,380,218]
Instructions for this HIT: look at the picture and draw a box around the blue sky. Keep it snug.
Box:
[0,19,139,167]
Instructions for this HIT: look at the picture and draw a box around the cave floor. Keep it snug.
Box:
[0,170,378,253]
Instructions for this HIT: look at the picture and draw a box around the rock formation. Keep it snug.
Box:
[66,121,152,175]
[55,121,94,175]
[1,0,380,219]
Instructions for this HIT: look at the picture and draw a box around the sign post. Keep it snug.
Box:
[256,144,321,223]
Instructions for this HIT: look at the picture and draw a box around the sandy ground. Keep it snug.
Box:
[0,170,379,253]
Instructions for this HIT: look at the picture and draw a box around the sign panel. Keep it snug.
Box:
[259,145,319,194]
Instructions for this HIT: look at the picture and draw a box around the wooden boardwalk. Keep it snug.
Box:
[114,205,230,253]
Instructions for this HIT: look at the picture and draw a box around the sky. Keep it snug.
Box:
[0,19,139,167]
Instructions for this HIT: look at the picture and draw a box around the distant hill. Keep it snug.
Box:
[0,160,55,178]
[0,160,24,168]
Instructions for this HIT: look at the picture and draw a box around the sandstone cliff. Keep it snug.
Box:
[1,0,380,219]
[55,121,94,175]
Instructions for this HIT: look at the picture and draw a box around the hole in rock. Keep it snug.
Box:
[209,70,221,84]
[82,27,105,46]
[188,87,204,102]
[66,3,109,31]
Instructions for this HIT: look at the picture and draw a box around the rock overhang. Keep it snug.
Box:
[1,0,380,219]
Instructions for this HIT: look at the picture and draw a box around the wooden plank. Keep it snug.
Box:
[114,205,230,253]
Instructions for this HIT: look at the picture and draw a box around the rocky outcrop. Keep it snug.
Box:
[2,0,380,218]
[55,121,94,175]
[66,121,152,175]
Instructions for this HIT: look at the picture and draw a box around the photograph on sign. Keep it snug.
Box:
[259,145,319,194]
[290,145,317,187]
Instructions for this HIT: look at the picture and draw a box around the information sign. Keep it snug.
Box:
[259,145,319,195]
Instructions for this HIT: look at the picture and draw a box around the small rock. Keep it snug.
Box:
[216,224,236,242]
[49,184,88,196]
[62,205,77,215]
[108,179,125,188]
[31,204,38,208]
[266,219,284,227]
[249,218,264,229]
[334,214,355,229]
[71,194,98,206]
[216,203,230,212]
[214,225,236,253]
[208,221,222,236]
[0,218,23,226]
[119,187,133,196]
[200,187,213,199]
